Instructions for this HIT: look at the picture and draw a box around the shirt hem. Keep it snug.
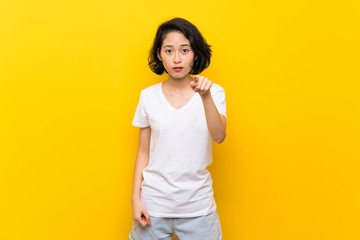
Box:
[132,122,150,128]
[147,207,217,218]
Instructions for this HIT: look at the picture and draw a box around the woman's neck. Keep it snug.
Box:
[164,74,193,92]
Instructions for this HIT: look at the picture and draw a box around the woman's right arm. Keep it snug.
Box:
[131,126,151,227]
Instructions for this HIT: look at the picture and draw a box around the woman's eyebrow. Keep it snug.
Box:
[164,44,191,48]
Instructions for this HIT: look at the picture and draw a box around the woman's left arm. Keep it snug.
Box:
[191,75,227,144]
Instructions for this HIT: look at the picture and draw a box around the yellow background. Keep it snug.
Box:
[1,0,359,239]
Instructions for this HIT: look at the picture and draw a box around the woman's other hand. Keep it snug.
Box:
[132,199,151,227]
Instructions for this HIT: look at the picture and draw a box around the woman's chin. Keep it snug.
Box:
[168,72,190,80]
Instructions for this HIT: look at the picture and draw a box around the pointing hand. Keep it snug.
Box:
[190,75,213,96]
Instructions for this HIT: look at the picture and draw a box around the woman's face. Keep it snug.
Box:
[157,31,196,79]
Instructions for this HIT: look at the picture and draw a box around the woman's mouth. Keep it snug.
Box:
[173,67,183,72]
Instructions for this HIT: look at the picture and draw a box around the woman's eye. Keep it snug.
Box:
[182,49,189,53]
[165,49,172,53]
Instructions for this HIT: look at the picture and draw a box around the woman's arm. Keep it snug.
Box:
[131,126,151,227]
[200,93,227,144]
[190,75,227,144]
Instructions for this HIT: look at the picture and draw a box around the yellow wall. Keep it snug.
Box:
[1,0,359,239]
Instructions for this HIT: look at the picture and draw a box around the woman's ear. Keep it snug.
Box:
[157,48,161,61]
[195,55,198,61]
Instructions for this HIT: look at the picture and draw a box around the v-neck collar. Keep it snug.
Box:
[159,81,197,112]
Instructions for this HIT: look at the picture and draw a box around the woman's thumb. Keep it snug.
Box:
[143,210,151,225]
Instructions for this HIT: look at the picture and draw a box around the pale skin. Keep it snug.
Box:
[131,31,226,227]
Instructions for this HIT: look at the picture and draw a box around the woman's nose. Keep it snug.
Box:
[173,51,181,63]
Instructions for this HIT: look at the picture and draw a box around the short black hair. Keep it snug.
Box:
[148,17,212,75]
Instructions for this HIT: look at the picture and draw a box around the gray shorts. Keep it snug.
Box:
[129,210,223,240]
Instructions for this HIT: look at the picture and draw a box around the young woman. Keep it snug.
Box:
[129,17,226,240]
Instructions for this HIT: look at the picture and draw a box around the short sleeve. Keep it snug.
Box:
[213,86,227,118]
[132,91,150,128]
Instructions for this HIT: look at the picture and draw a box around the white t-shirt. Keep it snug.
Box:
[132,81,226,218]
